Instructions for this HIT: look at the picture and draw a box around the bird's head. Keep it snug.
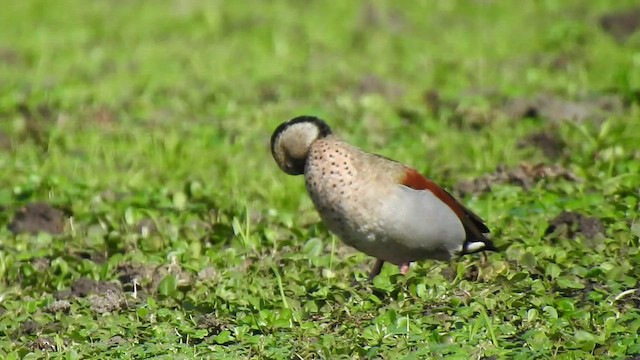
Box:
[270,116,332,175]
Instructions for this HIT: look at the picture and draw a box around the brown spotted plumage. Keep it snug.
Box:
[271,116,497,280]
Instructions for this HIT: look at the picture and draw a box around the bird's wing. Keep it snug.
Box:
[399,167,497,254]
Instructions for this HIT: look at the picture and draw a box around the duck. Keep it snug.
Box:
[270,115,497,279]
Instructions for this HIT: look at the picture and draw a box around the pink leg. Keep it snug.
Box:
[368,259,384,280]
[399,262,410,275]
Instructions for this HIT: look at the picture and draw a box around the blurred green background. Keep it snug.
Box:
[0,0,639,358]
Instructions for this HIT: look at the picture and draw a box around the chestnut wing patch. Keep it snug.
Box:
[400,168,467,219]
[400,168,496,253]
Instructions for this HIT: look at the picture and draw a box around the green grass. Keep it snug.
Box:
[1,0,640,358]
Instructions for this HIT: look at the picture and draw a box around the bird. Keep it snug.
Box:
[270,115,497,280]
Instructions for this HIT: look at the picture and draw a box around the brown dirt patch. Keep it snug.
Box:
[0,130,11,151]
[439,267,456,282]
[424,90,625,128]
[116,262,155,289]
[52,277,126,314]
[89,290,124,314]
[43,300,71,314]
[544,211,605,240]
[71,250,107,264]
[455,163,580,196]
[107,335,127,347]
[16,103,58,149]
[8,202,66,235]
[502,93,623,124]
[31,257,52,272]
[423,88,498,130]
[53,288,72,301]
[90,107,117,127]
[357,1,407,35]
[116,260,193,293]
[197,266,218,282]
[197,313,230,335]
[55,277,126,314]
[19,320,40,335]
[355,74,405,100]
[423,89,444,115]
[258,83,279,103]
[600,8,640,43]
[70,277,121,298]
[152,261,194,290]
[517,130,566,159]
[464,264,479,282]
[0,47,22,65]
[29,337,56,351]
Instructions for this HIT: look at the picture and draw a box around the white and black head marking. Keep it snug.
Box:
[271,115,332,175]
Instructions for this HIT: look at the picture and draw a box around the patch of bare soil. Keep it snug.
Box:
[8,202,66,235]
[53,277,126,314]
[0,130,11,150]
[107,335,127,347]
[258,83,279,103]
[31,257,51,272]
[197,266,218,282]
[71,250,107,264]
[423,89,452,117]
[358,1,406,32]
[19,320,40,335]
[29,337,56,351]
[69,277,122,298]
[116,262,155,289]
[197,313,230,336]
[451,106,497,130]
[356,74,405,101]
[89,291,123,314]
[16,103,58,149]
[517,130,566,159]
[97,189,131,203]
[116,260,193,293]
[544,211,605,240]
[0,47,21,65]
[455,163,581,196]
[502,93,624,124]
[439,267,456,282]
[600,8,640,43]
[423,88,499,130]
[43,300,71,314]
[90,107,117,127]
[464,264,479,282]
[423,90,625,128]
